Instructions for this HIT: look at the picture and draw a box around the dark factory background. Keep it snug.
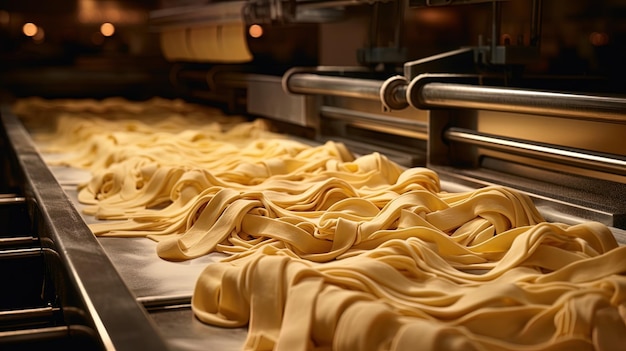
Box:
[0,0,625,101]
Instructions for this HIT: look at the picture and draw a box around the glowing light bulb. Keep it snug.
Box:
[248,24,263,38]
[100,22,115,37]
[22,22,38,37]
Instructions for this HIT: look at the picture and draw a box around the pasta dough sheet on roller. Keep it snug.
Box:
[16,97,626,351]
[188,23,253,63]
[161,23,252,63]
[160,28,194,62]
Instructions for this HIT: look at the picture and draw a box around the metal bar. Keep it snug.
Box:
[416,83,626,123]
[298,0,389,11]
[530,0,543,47]
[445,127,626,175]
[0,237,38,249]
[138,294,192,311]
[0,325,68,341]
[285,73,383,100]
[149,1,246,28]
[0,196,25,204]
[321,106,428,136]
[0,307,60,326]
[490,0,501,63]
[0,247,42,260]
[211,71,251,89]
[0,324,99,347]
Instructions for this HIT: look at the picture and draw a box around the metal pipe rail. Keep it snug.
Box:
[0,325,100,348]
[137,294,192,311]
[283,70,626,124]
[0,237,38,250]
[445,127,626,175]
[284,73,384,100]
[0,306,62,328]
[412,83,626,123]
[0,195,25,204]
[282,70,410,110]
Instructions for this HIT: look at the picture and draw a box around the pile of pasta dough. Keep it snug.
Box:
[16,97,626,351]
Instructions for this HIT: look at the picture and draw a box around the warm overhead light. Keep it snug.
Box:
[100,22,115,37]
[22,22,38,37]
[248,24,263,38]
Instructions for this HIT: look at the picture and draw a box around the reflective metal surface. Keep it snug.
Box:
[414,82,626,123]
[445,127,626,175]
[1,108,170,351]
[284,72,383,100]
[45,131,255,351]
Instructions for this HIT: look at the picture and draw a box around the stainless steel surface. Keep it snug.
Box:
[418,72,626,228]
[96,236,222,299]
[150,1,246,28]
[244,0,384,23]
[489,0,501,64]
[318,87,429,168]
[51,164,247,350]
[445,127,626,175]
[209,70,252,90]
[1,109,170,351]
[321,105,427,136]
[5,98,626,351]
[284,72,383,100]
[297,0,388,11]
[0,237,38,249]
[149,307,246,351]
[43,138,249,351]
[409,0,508,6]
[0,306,60,322]
[530,0,543,47]
[380,75,409,111]
[247,74,319,127]
[0,325,92,344]
[402,48,476,78]
[150,0,355,27]
[0,196,25,204]
[413,82,626,123]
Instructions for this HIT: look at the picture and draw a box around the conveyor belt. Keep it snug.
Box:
[0,108,170,350]
[43,140,250,350]
[3,104,625,350]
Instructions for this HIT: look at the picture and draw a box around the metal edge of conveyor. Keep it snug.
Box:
[0,106,171,351]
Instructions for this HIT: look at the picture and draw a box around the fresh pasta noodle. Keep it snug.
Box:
[88,157,543,263]
[13,96,235,144]
[44,118,276,170]
[80,140,353,217]
[15,97,626,351]
[193,223,626,351]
